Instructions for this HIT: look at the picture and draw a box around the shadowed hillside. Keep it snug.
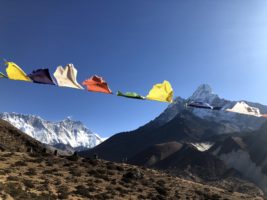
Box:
[129,142,183,167]
[80,111,224,162]
[210,122,267,193]
[0,119,45,153]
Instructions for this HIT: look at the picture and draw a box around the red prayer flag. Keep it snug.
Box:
[82,75,112,94]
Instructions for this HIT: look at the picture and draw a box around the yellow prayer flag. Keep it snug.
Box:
[146,80,173,103]
[6,62,32,82]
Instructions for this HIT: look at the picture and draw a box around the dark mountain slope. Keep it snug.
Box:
[244,122,267,169]
[80,111,224,162]
[154,144,230,181]
[129,141,183,167]
[128,141,263,195]
[209,122,267,194]
[137,97,186,131]
[209,136,247,155]
[129,141,233,180]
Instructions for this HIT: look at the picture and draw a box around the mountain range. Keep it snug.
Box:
[1,83,267,195]
[80,84,267,194]
[0,113,105,151]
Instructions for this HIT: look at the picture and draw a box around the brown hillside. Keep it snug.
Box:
[0,119,45,153]
[0,152,264,200]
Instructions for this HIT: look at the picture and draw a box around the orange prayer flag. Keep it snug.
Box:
[82,75,112,94]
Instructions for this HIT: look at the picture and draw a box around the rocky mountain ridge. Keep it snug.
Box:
[0,113,104,150]
[80,84,267,194]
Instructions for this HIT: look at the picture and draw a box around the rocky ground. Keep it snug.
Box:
[0,151,264,200]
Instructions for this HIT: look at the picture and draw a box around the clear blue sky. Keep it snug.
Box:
[0,0,267,138]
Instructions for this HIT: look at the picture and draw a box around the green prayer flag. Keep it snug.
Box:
[0,72,7,78]
[117,91,145,100]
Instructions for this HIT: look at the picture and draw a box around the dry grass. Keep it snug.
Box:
[0,151,264,200]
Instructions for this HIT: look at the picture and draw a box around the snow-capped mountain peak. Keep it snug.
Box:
[0,112,105,149]
[146,84,267,134]
[189,84,219,104]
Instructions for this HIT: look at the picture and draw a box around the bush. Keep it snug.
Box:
[27,157,44,163]
[87,159,98,166]
[141,179,150,186]
[0,182,4,191]
[0,169,11,174]
[25,168,37,176]
[94,179,102,184]
[97,173,110,181]
[156,179,166,186]
[88,169,109,180]
[111,179,116,185]
[37,193,57,200]
[7,175,19,181]
[42,169,55,174]
[57,185,69,199]
[107,170,115,176]
[106,186,117,196]
[0,157,7,161]
[106,162,117,170]
[69,168,82,177]
[94,192,110,200]
[36,182,49,191]
[155,186,168,196]
[54,179,62,186]
[74,185,92,198]
[122,169,143,183]
[67,154,79,162]
[115,186,128,194]
[84,186,95,193]
[88,169,98,176]
[23,179,35,189]
[116,166,124,171]
[63,162,72,167]
[1,153,14,157]
[210,193,221,200]
[46,160,54,166]
[4,182,38,200]
[14,160,27,167]
[138,194,146,199]
[96,169,106,174]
